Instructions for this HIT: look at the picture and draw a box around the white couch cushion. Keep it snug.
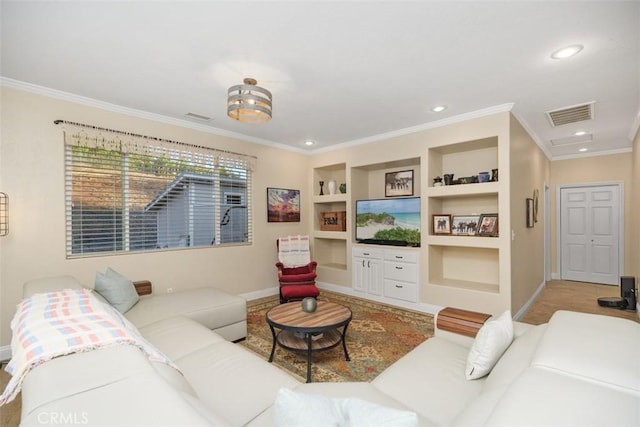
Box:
[533,310,640,393]
[21,346,153,417]
[466,310,513,380]
[484,368,640,427]
[176,341,300,426]
[372,336,485,426]
[483,324,546,391]
[452,324,547,426]
[137,315,226,361]
[21,370,217,427]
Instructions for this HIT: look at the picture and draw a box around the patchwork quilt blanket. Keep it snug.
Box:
[0,288,177,405]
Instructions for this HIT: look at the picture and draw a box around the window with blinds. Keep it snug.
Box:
[63,127,254,257]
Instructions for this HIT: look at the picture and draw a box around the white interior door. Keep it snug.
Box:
[560,184,621,285]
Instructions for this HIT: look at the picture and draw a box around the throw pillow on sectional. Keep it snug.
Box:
[94,267,139,314]
[465,310,514,380]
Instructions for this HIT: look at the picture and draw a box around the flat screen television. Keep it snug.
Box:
[355,197,421,247]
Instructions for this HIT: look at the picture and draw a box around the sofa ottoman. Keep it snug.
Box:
[125,288,247,341]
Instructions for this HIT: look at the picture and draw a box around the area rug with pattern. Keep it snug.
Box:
[239,291,434,383]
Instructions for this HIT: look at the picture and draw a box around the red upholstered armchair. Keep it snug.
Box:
[276,261,320,303]
[276,236,320,303]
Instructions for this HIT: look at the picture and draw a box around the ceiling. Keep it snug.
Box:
[1,1,639,159]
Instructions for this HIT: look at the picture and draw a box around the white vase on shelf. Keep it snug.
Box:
[328,180,336,195]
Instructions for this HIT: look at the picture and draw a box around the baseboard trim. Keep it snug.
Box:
[241,282,443,316]
[240,287,279,301]
[513,280,547,321]
[0,345,11,362]
[317,281,442,316]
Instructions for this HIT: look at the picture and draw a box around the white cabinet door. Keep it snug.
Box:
[352,256,367,293]
[352,256,383,295]
[367,258,383,296]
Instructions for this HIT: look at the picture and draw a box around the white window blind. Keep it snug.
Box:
[63,125,254,257]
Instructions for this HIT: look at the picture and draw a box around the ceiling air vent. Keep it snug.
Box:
[185,112,212,121]
[545,101,594,127]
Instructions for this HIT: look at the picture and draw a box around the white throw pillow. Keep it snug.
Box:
[274,388,341,427]
[94,267,139,314]
[465,310,513,380]
[274,388,418,427]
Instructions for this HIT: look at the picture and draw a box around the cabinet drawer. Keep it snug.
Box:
[384,261,418,282]
[384,250,418,263]
[352,247,383,259]
[384,280,418,303]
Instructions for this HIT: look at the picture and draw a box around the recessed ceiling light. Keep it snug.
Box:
[551,44,583,60]
[304,140,315,146]
[574,130,588,136]
[432,105,447,113]
[579,148,588,152]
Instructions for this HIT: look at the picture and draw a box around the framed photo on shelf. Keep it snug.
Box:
[432,214,452,235]
[267,187,300,222]
[478,213,499,236]
[385,170,414,197]
[451,215,481,236]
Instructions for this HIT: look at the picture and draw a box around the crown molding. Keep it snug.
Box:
[0,77,311,154]
[509,110,553,160]
[311,103,517,154]
[629,109,640,142]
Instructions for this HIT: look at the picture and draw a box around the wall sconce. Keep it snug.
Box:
[0,192,8,236]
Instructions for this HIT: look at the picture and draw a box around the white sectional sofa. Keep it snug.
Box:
[8,275,640,426]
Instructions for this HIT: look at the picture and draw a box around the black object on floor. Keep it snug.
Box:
[597,297,628,309]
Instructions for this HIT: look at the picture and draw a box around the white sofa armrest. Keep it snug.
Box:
[23,275,85,298]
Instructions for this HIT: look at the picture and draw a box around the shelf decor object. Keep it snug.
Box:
[451,215,481,236]
[328,180,337,195]
[227,77,272,123]
[385,170,414,197]
[320,211,347,231]
[267,188,300,222]
[526,198,534,228]
[433,214,452,235]
[478,213,499,237]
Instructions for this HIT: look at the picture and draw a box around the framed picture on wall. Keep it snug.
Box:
[267,188,300,222]
[385,170,414,197]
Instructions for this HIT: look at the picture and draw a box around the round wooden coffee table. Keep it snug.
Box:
[266,300,352,383]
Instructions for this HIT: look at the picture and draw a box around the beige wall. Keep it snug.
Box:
[0,87,311,346]
[509,115,549,313]
[549,152,633,277]
[4,85,633,346]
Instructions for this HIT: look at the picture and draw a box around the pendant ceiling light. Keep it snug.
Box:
[227,78,272,123]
